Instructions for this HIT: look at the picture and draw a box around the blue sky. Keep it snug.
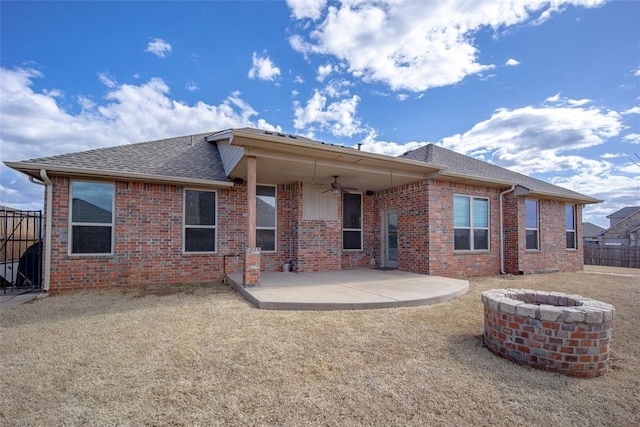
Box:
[1,0,638,228]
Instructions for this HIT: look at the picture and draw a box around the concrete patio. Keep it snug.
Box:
[227,269,469,310]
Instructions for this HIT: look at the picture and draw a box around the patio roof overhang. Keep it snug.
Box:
[208,129,444,192]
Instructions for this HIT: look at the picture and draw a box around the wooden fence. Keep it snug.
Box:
[583,245,640,269]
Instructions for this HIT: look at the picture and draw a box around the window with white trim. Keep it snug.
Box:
[256,185,276,252]
[566,204,576,249]
[70,181,114,254]
[343,193,362,250]
[453,195,489,251]
[184,189,216,253]
[525,199,539,250]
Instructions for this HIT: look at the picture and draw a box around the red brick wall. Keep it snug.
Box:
[44,173,586,291]
[502,193,520,275]
[292,183,342,272]
[427,180,501,278]
[513,198,584,274]
[48,176,253,291]
[375,182,430,274]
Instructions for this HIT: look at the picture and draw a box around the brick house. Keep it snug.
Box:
[5,128,600,292]
[598,207,640,247]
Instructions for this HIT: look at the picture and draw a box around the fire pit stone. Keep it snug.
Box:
[482,288,615,378]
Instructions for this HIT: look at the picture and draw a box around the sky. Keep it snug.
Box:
[1,0,638,229]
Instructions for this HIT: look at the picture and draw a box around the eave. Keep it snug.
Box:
[4,162,234,189]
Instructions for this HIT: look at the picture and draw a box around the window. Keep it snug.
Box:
[525,199,539,250]
[453,195,489,251]
[256,185,276,252]
[343,193,362,250]
[70,181,114,254]
[184,190,216,253]
[566,204,576,249]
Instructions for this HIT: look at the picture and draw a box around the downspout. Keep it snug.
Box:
[39,170,53,292]
[499,185,516,275]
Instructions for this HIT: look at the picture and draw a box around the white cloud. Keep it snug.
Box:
[288,0,605,92]
[546,93,561,103]
[635,67,640,77]
[323,79,351,98]
[145,38,172,58]
[98,72,117,88]
[438,104,622,174]
[545,93,591,107]
[396,93,409,101]
[248,51,281,81]
[601,152,626,159]
[358,99,637,227]
[186,82,199,92]
[77,96,95,111]
[567,98,590,106]
[293,75,305,83]
[293,89,365,138]
[623,133,640,144]
[622,106,640,115]
[0,66,281,209]
[433,101,638,227]
[505,58,520,66]
[358,130,424,157]
[317,63,334,82]
[287,0,327,20]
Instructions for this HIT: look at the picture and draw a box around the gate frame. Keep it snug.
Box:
[1,208,43,292]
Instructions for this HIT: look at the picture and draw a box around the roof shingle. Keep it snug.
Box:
[10,133,229,183]
[400,144,598,202]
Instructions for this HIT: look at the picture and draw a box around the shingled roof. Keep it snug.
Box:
[6,133,230,185]
[399,144,600,203]
[606,206,640,219]
[6,128,600,204]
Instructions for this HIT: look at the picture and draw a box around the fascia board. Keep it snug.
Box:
[4,162,233,188]
[230,129,444,174]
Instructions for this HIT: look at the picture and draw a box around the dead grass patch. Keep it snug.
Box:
[1,266,639,426]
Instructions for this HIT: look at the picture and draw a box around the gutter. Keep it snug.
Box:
[499,185,516,275]
[30,170,53,291]
[4,162,234,189]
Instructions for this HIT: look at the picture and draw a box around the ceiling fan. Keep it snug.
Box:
[323,176,357,195]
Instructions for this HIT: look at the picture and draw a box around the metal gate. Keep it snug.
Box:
[1,208,43,292]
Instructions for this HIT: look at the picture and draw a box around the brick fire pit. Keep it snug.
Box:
[482,289,615,378]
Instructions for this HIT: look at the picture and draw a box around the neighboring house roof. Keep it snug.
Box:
[582,222,605,238]
[72,198,112,222]
[5,127,599,204]
[400,144,600,203]
[599,209,640,239]
[606,206,640,220]
[5,133,232,187]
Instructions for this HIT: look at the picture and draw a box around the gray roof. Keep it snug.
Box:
[400,144,599,202]
[606,206,640,219]
[6,133,229,184]
[6,128,599,203]
[582,222,605,238]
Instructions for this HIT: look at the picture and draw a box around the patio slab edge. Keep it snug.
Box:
[227,271,469,311]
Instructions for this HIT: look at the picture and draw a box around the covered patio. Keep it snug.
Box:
[227,269,469,310]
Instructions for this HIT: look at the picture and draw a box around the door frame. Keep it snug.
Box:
[381,208,398,269]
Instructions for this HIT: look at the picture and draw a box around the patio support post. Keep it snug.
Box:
[244,156,260,286]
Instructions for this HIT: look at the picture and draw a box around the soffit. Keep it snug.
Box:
[227,133,442,192]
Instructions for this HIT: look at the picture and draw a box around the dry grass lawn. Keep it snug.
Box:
[1,266,639,426]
